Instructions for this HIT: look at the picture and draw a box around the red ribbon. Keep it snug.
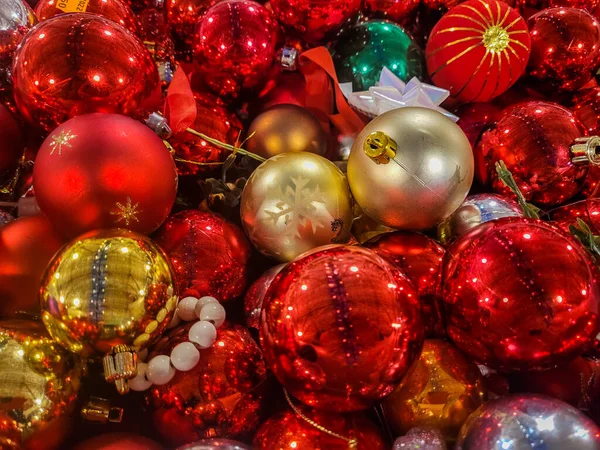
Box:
[163,67,197,134]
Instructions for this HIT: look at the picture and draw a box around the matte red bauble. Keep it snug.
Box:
[364,232,445,338]
[0,0,36,89]
[193,0,280,102]
[0,215,65,319]
[167,0,220,60]
[33,113,177,239]
[35,0,139,33]
[270,0,361,44]
[456,102,502,149]
[548,199,600,234]
[169,93,243,176]
[244,264,285,330]
[0,104,24,177]
[253,410,386,450]
[442,218,600,371]
[426,0,531,102]
[260,245,424,412]
[153,210,251,302]
[12,14,159,131]
[475,101,587,206]
[527,7,600,92]
[73,433,163,450]
[147,323,267,447]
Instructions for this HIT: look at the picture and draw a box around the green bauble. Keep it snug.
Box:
[331,20,425,91]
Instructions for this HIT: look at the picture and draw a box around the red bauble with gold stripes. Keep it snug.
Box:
[426,0,531,102]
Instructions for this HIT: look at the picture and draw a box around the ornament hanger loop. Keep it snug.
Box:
[363,131,397,164]
[571,136,600,166]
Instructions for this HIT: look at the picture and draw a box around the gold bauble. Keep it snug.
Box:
[40,229,177,357]
[240,152,353,262]
[382,339,487,442]
[347,107,474,230]
[0,320,83,450]
[245,104,328,158]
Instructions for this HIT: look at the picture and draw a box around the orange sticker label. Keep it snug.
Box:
[55,0,90,13]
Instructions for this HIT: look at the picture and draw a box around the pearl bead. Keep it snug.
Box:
[170,342,200,371]
[189,321,217,349]
[167,312,181,329]
[195,296,218,318]
[177,296,199,321]
[200,302,226,328]
[130,362,152,391]
[146,355,176,385]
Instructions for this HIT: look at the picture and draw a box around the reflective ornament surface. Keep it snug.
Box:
[456,102,502,149]
[178,438,251,449]
[456,394,600,449]
[383,340,487,441]
[40,229,177,357]
[0,0,36,88]
[331,20,425,92]
[549,198,600,234]
[442,218,600,371]
[438,194,522,245]
[73,433,163,450]
[241,153,353,262]
[572,87,600,136]
[244,264,285,330]
[393,427,447,450]
[166,0,220,60]
[147,323,267,447]
[0,320,82,450]
[260,245,424,412]
[347,107,474,230]
[12,14,159,131]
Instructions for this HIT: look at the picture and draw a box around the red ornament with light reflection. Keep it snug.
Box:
[244,264,284,330]
[33,113,177,239]
[193,0,280,102]
[475,101,588,207]
[548,199,600,234]
[364,232,445,338]
[12,14,159,131]
[35,0,139,33]
[571,87,600,198]
[0,0,36,89]
[253,409,387,450]
[270,0,361,44]
[426,0,531,102]
[441,217,600,372]
[166,0,220,60]
[527,7,600,92]
[260,245,424,412]
[146,322,267,447]
[73,433,163,450]
[153,210,251,302]
[456,102,502,149]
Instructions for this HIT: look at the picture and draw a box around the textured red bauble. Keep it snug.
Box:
[260,245,424,412]
[253,410,387,450]
[73,433,163,450]
[153,210,251,302]
[572,87,600,136]
[364,232,446,338]
[166,0,220,60]
[0,104,24,178]
[147,323,267,447]
[35,0,139,33]
[33,113,177,239]
[244,264,284,330]
[456,102,502,149]
[527,7,600,92]
[270,0,361,44]
[442,218,600,371]
[426,0,531,102]
[12,14,159,131]
[548,199,600,234]
[193,0,280,102]
[0,0,36,89]
[0,215,65,319]
[475,101,587,206]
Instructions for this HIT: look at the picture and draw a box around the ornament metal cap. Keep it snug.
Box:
[571,136,600,166]
[146,112,172,139]
[363,131,397,165]
[280,46,299,71]
[103,345,138,394]
[81,397,124,424]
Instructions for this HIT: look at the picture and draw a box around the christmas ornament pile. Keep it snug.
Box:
[1,0,600,448]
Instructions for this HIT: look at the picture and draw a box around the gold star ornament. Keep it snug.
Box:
[49,130,77,155]
[110,197,142,226]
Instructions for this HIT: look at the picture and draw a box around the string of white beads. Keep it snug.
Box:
[130,296,225,391]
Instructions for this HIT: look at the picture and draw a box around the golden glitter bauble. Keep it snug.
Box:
[40,229,178,358]
[382,339,487,442]
[347,107,474,230]
[245,104,328,159]
[0,320,83,450]
[240,152,353,262]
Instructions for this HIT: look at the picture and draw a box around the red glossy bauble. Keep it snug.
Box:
[147,322,267,447]
[364,232,445,338]
[426,0,531,102]
[572,87,600,136]
[35,0,139,33]
[442,217,600,371]
[475,101,587,206]
[12,14,159,132]
[73,433,163,450]
[0,0,36,89]
[169,93,243,176]
[153,210,251,302]
[456,102,502,149]
[33,113,177,239]
[582,166,600,197]
[244,264,285,330]
[527,7,600,92]
[260,245,424,412]
[548,199,600,234]
[166,0,220,60]
[253,409,386,450]
[0,215,65,319]
[270,0,361,44]
[0,104,24,177]
[193,0,280,102]
[252,72,307,114]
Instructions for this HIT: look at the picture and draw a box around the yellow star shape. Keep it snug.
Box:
[110,197,142,226]
[49,130,77,155]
